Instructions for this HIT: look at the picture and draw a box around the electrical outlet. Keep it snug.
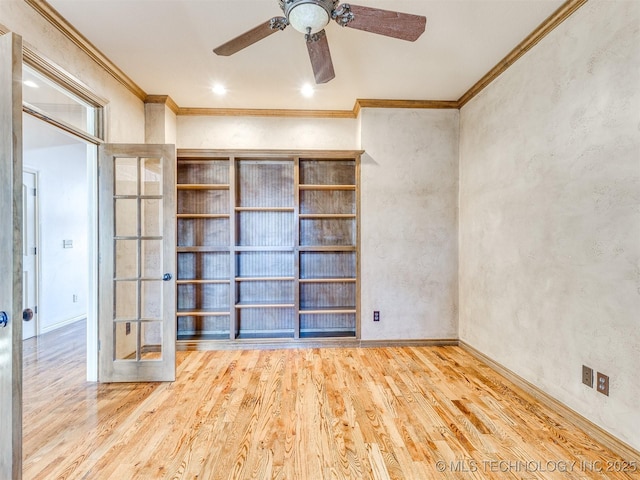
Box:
[373,311,380,322]
[126,322,131,335]
[582,365,593,387]
[596,372,609,396]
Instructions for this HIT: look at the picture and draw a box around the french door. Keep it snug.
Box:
[0,32,23,480]
[98,144,176,382]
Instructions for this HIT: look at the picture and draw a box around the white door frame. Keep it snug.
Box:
[22,167,39,339]
[86,143,99,381]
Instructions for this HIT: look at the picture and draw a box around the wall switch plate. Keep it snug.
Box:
[582,365,593,387]
[597,372,609,396]
[373,311,380,322]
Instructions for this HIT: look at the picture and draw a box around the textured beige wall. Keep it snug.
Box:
[0,0,145,142]
[459,1,640,450]
[177,115,358,150]
[360,108,459,340]
[144,103,166,144]
[144,103,177,145]
[165,105,177,145]
[177,110,459,341]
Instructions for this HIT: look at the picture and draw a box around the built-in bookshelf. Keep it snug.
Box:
[175,150,360,343]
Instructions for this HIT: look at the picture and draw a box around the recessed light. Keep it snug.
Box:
[24,80,39,89]
[301,83,314,98]
[212,84,227,95]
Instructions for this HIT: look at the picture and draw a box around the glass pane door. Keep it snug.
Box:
[99,144,175,382]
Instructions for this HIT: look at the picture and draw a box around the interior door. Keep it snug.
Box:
[0,32,23,480]
[98,144,176,382]
[22,170,37,340]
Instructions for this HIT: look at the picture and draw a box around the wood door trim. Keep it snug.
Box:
[0,31,24,479]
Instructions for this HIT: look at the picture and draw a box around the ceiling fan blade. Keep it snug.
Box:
[213,17,288,56]
[306,29,335,84]
[334,4,426,41]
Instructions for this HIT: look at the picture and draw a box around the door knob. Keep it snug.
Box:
[0,311,7,328]
[163,273,172,281]
[23,308,34,322]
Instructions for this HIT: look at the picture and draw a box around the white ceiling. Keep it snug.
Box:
[23,113,86,151]
[46,0,566,111]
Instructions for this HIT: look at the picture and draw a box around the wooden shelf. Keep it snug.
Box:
[177,246,230,253]
[235,207,294,212]
[234,246,294,252]
[177,333,230,341]
[235,276,295,282]
[177,213,230,219]
[299,278,356,283]
[299,184,356,191]
[177,279,230,285]
[299,308,356,315]
[299,213,356,219]
[177,309,230,317]
[235,303,296,309]
[298,246,356,252]
[299,330,356,338]
[177,184,229,190]
[234,331,295,340]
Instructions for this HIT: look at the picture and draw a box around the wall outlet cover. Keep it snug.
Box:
[582,365,593,387]
[597,372,609,396]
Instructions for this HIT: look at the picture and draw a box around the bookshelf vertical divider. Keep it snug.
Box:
[293,156,301,339]
[228,155,237,340]
[176,150,361,345]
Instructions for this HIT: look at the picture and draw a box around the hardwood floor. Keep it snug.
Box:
[23,321,638,479]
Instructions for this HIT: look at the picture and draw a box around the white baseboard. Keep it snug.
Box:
[40,314,86,335]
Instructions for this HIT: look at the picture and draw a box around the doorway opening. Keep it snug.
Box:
[22,113,98,378]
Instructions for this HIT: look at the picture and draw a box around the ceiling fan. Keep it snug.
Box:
[213,0,427,84]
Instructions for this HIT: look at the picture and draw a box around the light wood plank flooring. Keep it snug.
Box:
[23,321,638,479]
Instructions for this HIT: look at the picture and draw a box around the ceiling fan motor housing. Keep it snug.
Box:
[280,0,339,34]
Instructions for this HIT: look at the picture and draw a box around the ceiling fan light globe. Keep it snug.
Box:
[288,3,330,34]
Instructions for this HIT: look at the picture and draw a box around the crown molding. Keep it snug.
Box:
[177,107,357,119]
[457,0,587,108]
[24,0,146,102]
[177,99,460,119]
[355,99,459,110]
[26,0,586,117]
[145,95,179,115]
[354,99,460,116]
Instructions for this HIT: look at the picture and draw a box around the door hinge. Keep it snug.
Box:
[32,247,37,255]
[34,306,37,314]
[32,187,37,196]
[98,340,101,351]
